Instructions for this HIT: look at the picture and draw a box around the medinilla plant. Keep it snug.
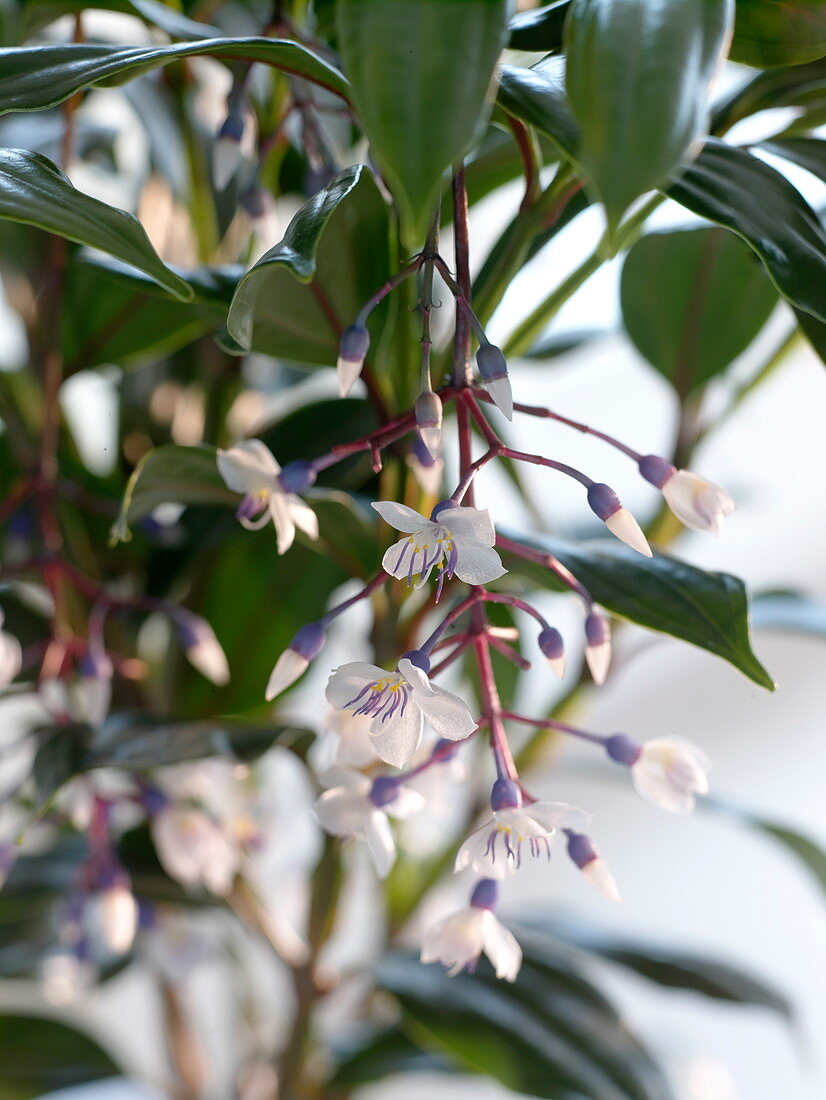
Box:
[0,0,824,1097]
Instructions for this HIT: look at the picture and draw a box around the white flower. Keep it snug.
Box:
[97,881,139,955]
[566,832,621,901]
[217,439,318,555]
[310,708,378,772]
[632,737,710,814]
[372,501,505,596]
[421,881,521,980]
[152,806,241,896]
[662,470,735,536]
[584,610,611,685]
[325,657,476,767]
[0,610,22,687]
[315,768,424,878]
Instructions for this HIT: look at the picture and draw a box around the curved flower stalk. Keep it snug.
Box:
[217,439,319,554]
[325,653,476,767]
[421,879,522,980]
[373,500,505,598]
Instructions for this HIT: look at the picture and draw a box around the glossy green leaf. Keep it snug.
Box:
[497,59,581,157]
[20,0,219,40]
[760,136,826,181]
[566,0,733,234]
[0,37,348,116]
[795,307,826,367]
[111,444,235,544]
[0,1014,121,1097]
[667,139,826,323]
[754,819,826,896]
[0,149,191,299]
[620,227,778,395]
[337,0,509,244]
[508,0,572,51]
[379,950,671,1100]
[730,0,826,67]
[64,255,239,370]
[543,917,792,1019]
[711,57,826,134]
[500,530,774,689]
[331,1028,452,1086]
[33,714,309,811]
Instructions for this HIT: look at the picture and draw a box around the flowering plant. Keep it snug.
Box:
[0,0,823,1096]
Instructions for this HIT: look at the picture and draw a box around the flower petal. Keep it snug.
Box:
[454,822,508,879]
[289,496,319,540]
[421,907,485,974]
[315,787,369,835]
[364,809,396,878]
[480,910,522,981]
[452,541,507,585]
[369,702,423,768]
[217,440,280,493]
[526,801,592,833]
[268,492,296,555]
[371,501,429,534]
[325,663,387,710]
[437,506,495,546]
[399,660,476,740]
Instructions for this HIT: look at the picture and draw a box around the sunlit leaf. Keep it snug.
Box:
[730,0,826,67]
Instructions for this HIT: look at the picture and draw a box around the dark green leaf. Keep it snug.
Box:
[711,57,826,134]
[753,820,826,896]
[543,917,792,1019]
[795,306,826,366]
[225,165,393,367]
[0,38,348,114]
[751,591,826,637]
[760,136,826,181]
[620,227,778,395]
[331,1027,453,1086]
[19,0,219,40]
[667,139,826,323]
[64,255,238,371]
[337,0,509,244]
[378,950,671,1100]
[730,0,826,67]
[500,529,774,690]
[524,328,608,360]
[508,0,572,52]
[566,0,732,234]
[497,58,581,157]
[111,444,235,544]
[0,149,191,299]
[0,1014,121,1096]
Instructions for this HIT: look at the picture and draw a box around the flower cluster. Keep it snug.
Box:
[209,246,730,983]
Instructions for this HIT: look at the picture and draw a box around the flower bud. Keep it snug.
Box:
[278,460,318,494]
[431,738,461,763]
[490,777,522,811]
[97,876,139,955]
[638,454,676,489]
[212,111,245,190]
[176,612,230,686]
[537,627,566,679]
[469,877,499,910]
[415,391,443,458]
[605,733,642,766]
[586,483,651,557]
[400,649,431,673]
[369,775,401,808]
[565,831,620,901]
[337,324,370,396]
[584,611,611,685]
[476,343,513,420]
[265,622,325,701]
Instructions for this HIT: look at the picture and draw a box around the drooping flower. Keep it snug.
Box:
[151,805,241,896]
[0,610,22,687]
[337,323,370,397]
[586,483,651,557]
[455,778,590,879]
[217,439,318,555]
[606,734,710,814]
[537,626,566,679]
[265,622,326,701]
[315,769,424,878]
[420,878,522,980]
[325,653,476,767]
[638,455,735,535]
[175,611,230,686]
[310,708,378,772]
[476,343,513,420]
[584,610,612,685]
[373,500,505,598]
[415,390,443,457]
[565,831,621,901]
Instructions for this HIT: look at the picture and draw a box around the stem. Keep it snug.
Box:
[481,591,549,630]
[494,533,593,607]
[319,571,388,626]
[451,166,472,388]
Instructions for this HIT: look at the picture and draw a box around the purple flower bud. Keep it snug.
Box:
[470,878,499,910]
[369,775,401,808]
[638,454,676,489]
[584,611,610,647]
[430,499,455,521]
[337,324,371,396]
[401,649,430,673]
[490,777,522,811]
[217,112,245,143]
[415,391,443,458]
[290,622,326,661]
[537,627,564,661]
[475,343,508,383]
[605,733,642,766]
[566,830,597,869]
[586,482,621,522]
[278,461,318,494]
[431,738,461,762]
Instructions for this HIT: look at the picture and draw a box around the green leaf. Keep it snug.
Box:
[0,1014,121,1097]
[711,57,826,134]
[337,0,509,245]
[19,0,219,41]
[64,255,239,370]
[543,917,793,1019]
[751,591,826,638]
[33,714,309,811]
[508,1,572,52]
[226,165,391,365]
[111,444,235,544]
[497,59,581,157]
[500,530,774,690]
[795,306,826,367]
[753,819,826,896]
[667,138,826,323]
[565,0,733,234]
[620,226,778,396]
[331,1028,452,1086]
[760,136,826,181]
[0,38,349,114]
[730,0,826,67]
[0,149,191,299]
[379,950,672,1100]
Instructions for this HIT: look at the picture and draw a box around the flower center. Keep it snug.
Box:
[391,524,459,599]
[484,817,551,869]
[344,675,412,723]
